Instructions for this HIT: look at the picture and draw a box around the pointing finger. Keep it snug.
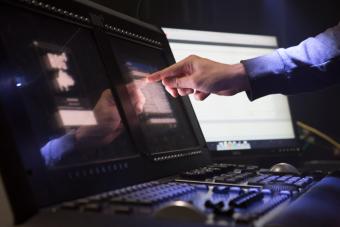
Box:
[147,57,192,83]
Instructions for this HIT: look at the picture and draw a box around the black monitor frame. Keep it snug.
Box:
[0,0,210,220]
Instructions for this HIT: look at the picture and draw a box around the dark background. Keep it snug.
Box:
[93,0,340,160]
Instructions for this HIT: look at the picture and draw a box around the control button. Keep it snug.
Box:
[279,190,292,196]
[247,174,269,185]
[259,175,279,185]
[284,176,301,184]
[195,184,209,191]
[204,199,215,209]
[263,184,298,192]
[250,195,289,217]
[248,188,259,193]
[229,191,264,208]
[261,189,272,194]
[229,186,241,192]
[204,200,224,209]
[276,175,292,182]
[293,176,313,188]
[214,207,234,217]
[212,186,229,194]
[215,201,225,209]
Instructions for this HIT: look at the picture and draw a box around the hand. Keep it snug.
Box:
[126,81,146,114]
[147,55,250,100]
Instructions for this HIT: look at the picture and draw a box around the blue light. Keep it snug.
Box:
[15,75,27,87]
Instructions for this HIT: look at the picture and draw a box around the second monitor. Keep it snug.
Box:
[163,27,300,157]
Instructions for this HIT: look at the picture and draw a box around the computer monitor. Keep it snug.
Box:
[108,37,200,156]
[0,0,209,207]
[163,27,300,157]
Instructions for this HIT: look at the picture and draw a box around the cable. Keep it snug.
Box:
[297,121,340,155]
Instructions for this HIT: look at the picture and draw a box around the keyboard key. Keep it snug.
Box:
[294,176,314,188]
[230,187,242,192]
[213,186,229,194]
[251,195,289,217]
[229,191,264,208]
[259,175,280,185]
[284,176,301,185]
[247,175,269,185]
[276,175,292,182]
[280,190,292,196]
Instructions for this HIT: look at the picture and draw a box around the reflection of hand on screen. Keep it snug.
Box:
[75,89,123,148]
[41,89,126,167]
[126,81,146,114]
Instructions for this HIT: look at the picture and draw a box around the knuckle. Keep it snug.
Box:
[188,54,198,60]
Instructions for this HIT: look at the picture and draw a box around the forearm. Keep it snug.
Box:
[241,22,340,100]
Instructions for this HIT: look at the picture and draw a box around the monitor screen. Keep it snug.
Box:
[0,5,136,170]
[163,28,297,153]
[109,38,199,154]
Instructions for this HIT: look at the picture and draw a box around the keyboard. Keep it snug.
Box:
[52,163,321,225]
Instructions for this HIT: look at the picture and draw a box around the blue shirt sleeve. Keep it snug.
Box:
[241,22,340,101]
[40,131,76,167]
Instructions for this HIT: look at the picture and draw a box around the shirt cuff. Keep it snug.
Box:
[241,50,286,101]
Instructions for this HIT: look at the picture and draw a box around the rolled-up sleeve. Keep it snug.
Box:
[241,22,340,101]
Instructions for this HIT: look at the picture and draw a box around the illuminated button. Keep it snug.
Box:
[213,186,229,194]
[261,189,272,194]
[248,188,259,193]
[280,190,292,196]
[230,187,241,192]
[229,191,264,208]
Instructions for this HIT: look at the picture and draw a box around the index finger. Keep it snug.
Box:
[146,58,188,83]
